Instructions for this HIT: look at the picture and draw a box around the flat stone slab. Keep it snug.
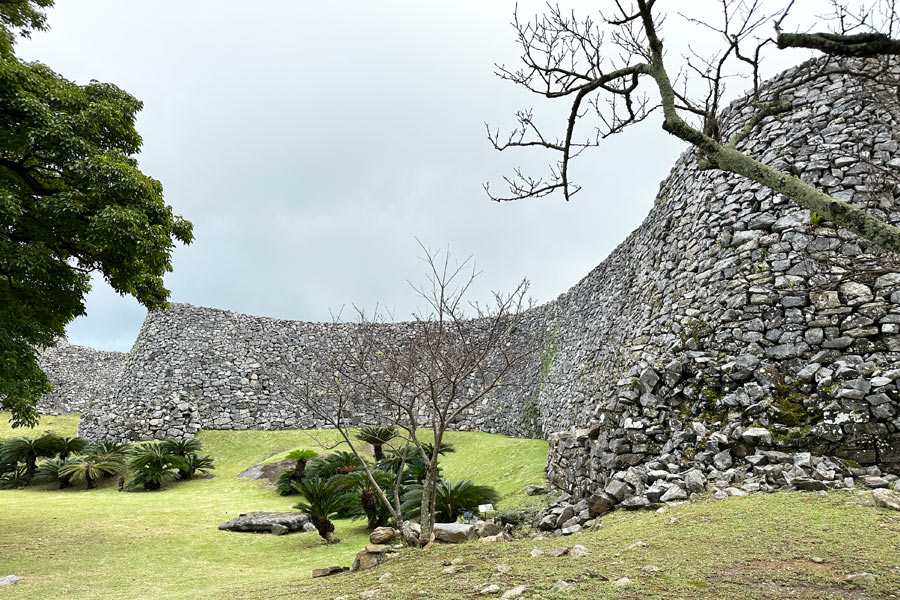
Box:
[237,459,295,483]
[218,511,311,534]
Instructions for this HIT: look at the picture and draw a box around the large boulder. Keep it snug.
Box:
[432,522,476,543]
[218,511,311,534]
[237,459,296,483]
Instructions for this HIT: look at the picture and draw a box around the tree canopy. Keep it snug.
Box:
[0,0,193,426]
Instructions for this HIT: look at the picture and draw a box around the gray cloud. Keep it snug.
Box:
[18,1,818,351]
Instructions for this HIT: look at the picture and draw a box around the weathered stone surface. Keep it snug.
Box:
[0,575,21,586]
[218,511,310,534]
[872,488,900,511]
[237,459,295,483]
[432,523,475,544]
[369,527,397,544]
[311,566,347,578]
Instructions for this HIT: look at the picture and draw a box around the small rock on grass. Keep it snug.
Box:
[0,575,21,586]
[529,548,545,558]
[551,547,570,557]
[550,580,575,593]
[845,573,876,584]
[872,488,900,511]
[500,585,529,599]
[613,577,632,587]
[624,541,647,552]
[496,564,511,574]
[571,544,588,557]
[480,584,501,594]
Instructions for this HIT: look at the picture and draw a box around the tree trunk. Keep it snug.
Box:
[291,458,307,482]
[418,461,440,547]
[373,445,384,461]
[313,517,339,544]
[86,473,95,490]
[361,490,378,528]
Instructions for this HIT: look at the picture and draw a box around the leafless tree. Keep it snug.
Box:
[296,245,540,546]
[486,0,900,252]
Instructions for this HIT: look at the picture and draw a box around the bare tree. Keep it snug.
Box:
[486,0,900,252]
[296,246,540,547]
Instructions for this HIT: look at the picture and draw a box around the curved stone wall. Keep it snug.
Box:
[72,57,900,491]
[37,340,125,415]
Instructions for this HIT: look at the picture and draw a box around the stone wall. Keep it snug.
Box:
[37,340,126,415]
[72,57,900,494]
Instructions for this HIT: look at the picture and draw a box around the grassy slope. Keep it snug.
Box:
[2,415,898,599]
[0,414,547,600]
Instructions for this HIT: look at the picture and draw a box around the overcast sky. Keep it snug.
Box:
[17,1,819,352]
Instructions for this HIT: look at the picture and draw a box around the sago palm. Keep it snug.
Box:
[292,476,356,544]
[46,435,87,460]
[341,469,396,529]
[35,457,79,488]
[59,455,124,489]
[355,426,397,461]
[306,451,363,479]
[276,449,318,495]
[0,435,61,484]
[401,479,500,522]
[127,443,184,491]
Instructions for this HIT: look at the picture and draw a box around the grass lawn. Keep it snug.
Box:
[2,415,899,599]
[0,413,548,599]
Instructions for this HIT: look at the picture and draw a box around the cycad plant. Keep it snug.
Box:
[59,454,124,489]
[292,476,356,544]
[35,457,79,488]
[127,443,184,491]
[84,441,131,461]
[47,435,87,460]
[355,426,397,461]
[181,453,215,479]
[401,479,499,523]
[306,451,363,479]
[0,435,61,484]
[276,449,318,495]
[341,469,396,529]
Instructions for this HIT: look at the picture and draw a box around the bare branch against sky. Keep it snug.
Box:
[17,1,819,351]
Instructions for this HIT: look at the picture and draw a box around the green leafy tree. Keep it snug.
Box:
[0,0,193,427]
[291,477,356,544]
[0,434,58,483]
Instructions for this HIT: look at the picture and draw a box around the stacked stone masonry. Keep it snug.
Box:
[37,340,125,415]
[48,57,900,499]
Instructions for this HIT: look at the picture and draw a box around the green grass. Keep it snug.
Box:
[2,415,898,599]
[0,413,548,599]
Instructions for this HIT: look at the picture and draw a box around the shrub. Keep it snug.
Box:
[355,426,397,461]
[0,435,61,484]
[35,457,79,488]
[292,477,357,544]
[401,479,500,523]
[59,454,124,489]
[306,451,363,479]
[127,443,184,491]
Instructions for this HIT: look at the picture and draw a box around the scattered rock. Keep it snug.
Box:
[613,577,632,587]
[369,527,396,544]
[0,575,21,586]
[529,548,545,558]
[432,522,475,544]
[550,580,575,593]
[377,572,392,583]
[218,511,311,534]
[480,584,501,594]
[624,541,647,552]
[872,488,900,511]
[500,585,528,599]
[844,572,875,584]
[526,485,549,496]
[571,544,588,557]
[551,547,570,557]
[311,566,347,578]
